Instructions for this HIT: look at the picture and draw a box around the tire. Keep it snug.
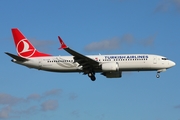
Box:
[156,74,160,78]
[91,76,96,81]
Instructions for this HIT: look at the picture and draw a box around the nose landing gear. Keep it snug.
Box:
[156,72,160,78]
[156,69,167,78]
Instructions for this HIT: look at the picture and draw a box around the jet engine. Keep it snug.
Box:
[101,62,119,72]
[101,62,121,78]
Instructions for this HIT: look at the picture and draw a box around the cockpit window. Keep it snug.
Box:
[162,58,168,60]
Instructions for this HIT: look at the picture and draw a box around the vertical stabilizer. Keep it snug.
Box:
[11,28,51,58]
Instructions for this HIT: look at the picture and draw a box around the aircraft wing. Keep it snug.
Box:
[58,36,100,70]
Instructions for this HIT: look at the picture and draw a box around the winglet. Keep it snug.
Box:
[58,36,68,49]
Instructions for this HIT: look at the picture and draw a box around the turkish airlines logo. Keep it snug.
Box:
[16,39,36,58]
[95,57,98,61]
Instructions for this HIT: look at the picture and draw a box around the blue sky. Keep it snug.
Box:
[0,0,180,120]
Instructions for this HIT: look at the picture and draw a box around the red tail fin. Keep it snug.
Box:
[12,28,51,58]
[58,36,68,49]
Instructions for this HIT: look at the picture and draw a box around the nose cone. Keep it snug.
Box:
[169,61,176,67]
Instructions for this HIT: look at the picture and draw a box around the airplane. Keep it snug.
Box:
[5,28,176,81]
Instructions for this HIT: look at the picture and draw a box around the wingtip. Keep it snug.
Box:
[58,36,68,49]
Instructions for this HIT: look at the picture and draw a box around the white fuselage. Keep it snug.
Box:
[8,28,176,80]
[14,54,175,73]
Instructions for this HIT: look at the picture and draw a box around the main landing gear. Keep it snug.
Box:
[88,71,96,81]
[156,72,160,78]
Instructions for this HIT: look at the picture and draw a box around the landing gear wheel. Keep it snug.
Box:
[88,71,96,81]
[90,76,96,81]
[88,73,92,77]
[156,73,160,78]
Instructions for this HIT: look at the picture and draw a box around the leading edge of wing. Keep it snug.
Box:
[58,36,99,65]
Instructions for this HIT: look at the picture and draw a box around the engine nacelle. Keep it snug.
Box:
[101,62,119,72]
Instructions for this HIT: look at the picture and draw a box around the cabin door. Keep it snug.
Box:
[38,59,42,69]
[153,57,157,64]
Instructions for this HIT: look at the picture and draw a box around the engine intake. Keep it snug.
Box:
[101,62,119,72]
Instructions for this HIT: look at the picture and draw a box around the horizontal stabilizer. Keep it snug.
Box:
[5,52,28,62]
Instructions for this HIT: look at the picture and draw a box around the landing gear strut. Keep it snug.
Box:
[156,72,160,78]
[88,72,96,81]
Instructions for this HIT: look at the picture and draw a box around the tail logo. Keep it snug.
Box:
[16,39,35,58]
